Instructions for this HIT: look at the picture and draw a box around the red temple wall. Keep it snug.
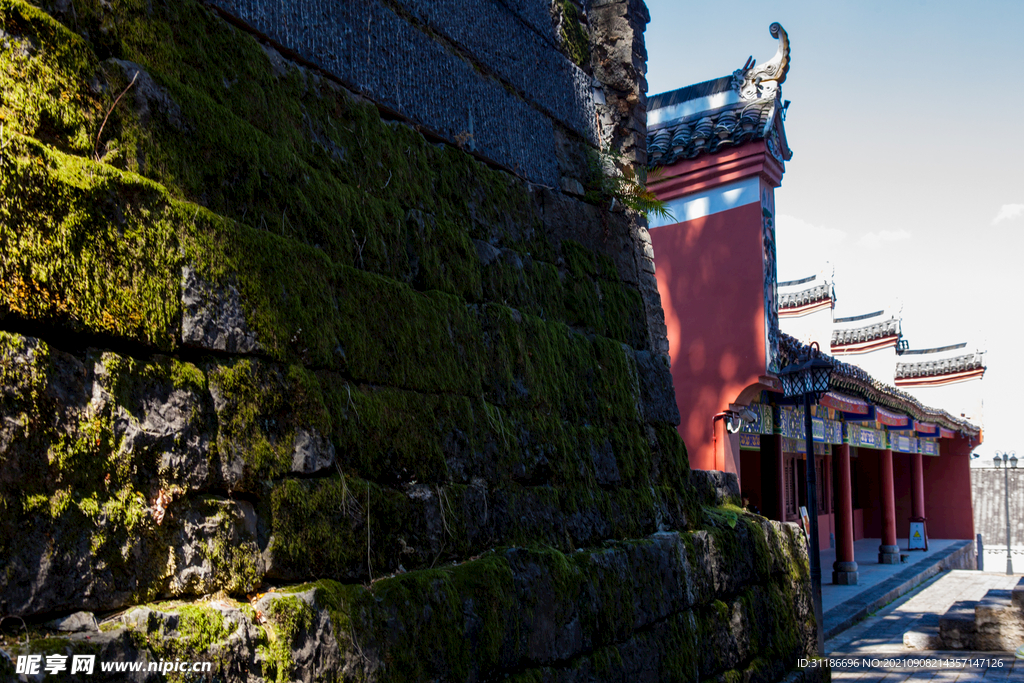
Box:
[651,201,767,472]
[924,438,976,540]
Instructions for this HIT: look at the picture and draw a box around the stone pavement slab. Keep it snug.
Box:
[825,570,1024,681]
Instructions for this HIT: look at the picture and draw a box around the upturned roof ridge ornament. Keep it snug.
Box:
[734,22,790,102]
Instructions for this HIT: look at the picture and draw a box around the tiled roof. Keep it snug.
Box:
[779,333,980,436]
[647,23,792,168]
[895,353,986,380]
[831,318,900,347]
[647,98,778,166]
[779,283,831,310]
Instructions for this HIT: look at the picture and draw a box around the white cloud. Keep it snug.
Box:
[992,203,1024,225]
[858,229,911,249]
[776,213,849,246]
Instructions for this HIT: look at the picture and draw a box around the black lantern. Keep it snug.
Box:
[777,342,832,656]
[778,355,833,400]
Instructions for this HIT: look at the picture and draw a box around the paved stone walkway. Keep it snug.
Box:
[826,571,1023,681]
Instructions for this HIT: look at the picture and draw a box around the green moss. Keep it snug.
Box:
[598,279,647,347]
[127,603,232,672]
[266,474,419,581]
[208,358,294,481]
[308,579,367,640]
[329,382,469,485]
[203,503,261,595]
[0,134,181,347]
[343,552,521,681]
[0,0,105,155]
[261,596,315,683]
[174,604,232,653]
[557,0,590,68]
[653,423,691,490]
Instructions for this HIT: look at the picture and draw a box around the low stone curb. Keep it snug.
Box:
[823,540,974,640]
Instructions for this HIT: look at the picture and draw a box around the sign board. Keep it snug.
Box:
[908,521,927,550]
[799,506,810,540]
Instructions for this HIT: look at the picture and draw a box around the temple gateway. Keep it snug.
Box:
[646,23,984,585]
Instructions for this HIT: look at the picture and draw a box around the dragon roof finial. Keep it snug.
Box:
[737,23,790,101]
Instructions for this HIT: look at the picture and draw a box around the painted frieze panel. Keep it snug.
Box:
[845,422,885,449]
[740,402,774,435]
[776,406,842,444]
[889,433,919,454]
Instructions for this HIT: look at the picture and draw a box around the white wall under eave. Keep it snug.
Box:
[834,344,898,387]
[779,305,831,351]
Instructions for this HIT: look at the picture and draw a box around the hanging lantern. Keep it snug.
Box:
[778,355,833,400]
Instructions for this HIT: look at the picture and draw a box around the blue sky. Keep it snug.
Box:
[644,0,1024,455]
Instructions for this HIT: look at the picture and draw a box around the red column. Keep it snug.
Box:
[773,435,786,523]
[878,448,900,564]
[911,452,926,519]
[832,444,858,584]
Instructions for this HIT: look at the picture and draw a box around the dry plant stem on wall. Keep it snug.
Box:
[94,71,139,162]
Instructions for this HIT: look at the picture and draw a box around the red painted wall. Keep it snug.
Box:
[892,451,914,542]
[651,201,767,471]
[923,438,976,540]
[855,448,882,539]
[817,512,833,550]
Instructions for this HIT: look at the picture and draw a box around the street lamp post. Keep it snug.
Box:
[778,343,833,657]
[993,451,1017,575]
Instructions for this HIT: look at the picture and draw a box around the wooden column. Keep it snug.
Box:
[911,452,926,519]
[761,434,786,522]
[878,448,900,563]
[832,444,858,584]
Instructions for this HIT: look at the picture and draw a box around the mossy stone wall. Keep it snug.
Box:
[0,1,823,681]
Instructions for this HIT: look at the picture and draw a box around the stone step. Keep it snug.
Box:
[903,613,941,650]
[1013,576,1024,610]
[938,599,977,650]
[975,587,1024,651]
[976,588,1013,627]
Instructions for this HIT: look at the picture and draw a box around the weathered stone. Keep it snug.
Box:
[634,349,680,424]
[904,625,941,650]
[0,0,823,678]
[181,266,261,354]
[473,238,502,266]
[255,589,344,680]
[166,498,263,597]
[290,428,336,475]
[45,611,100,633]
[690,469,742,506]
[939,600,977,649]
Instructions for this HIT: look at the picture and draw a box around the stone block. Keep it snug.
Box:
[903,626,941,650]
[831,570,858,585]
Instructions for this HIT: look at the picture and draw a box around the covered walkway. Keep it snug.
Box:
[821,538,974,639]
